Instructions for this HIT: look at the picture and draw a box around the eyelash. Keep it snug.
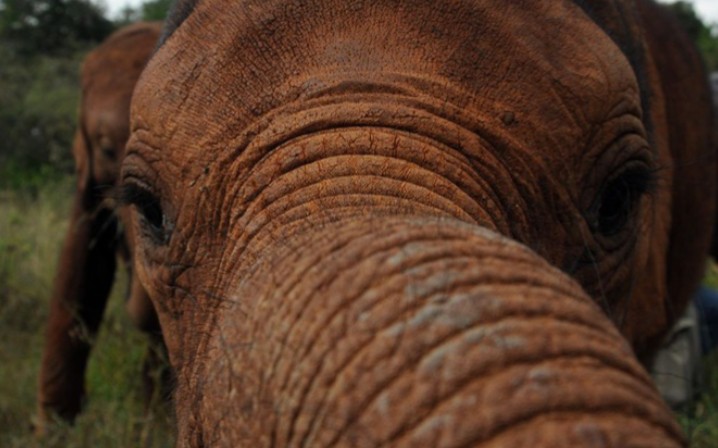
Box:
[591,164,659,237]
[117,182,170,245]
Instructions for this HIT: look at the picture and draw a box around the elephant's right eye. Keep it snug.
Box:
[590,164,656,237]
[119,182,171,245]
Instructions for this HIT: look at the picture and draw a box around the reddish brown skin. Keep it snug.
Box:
[124,1,713,446]
[36,22,165,430]
[632,0,716,360]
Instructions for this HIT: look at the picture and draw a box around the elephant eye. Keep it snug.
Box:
[119,182,171,245]
[98,135,116,159]
[592,166,655,237]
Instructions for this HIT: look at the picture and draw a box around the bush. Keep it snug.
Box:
[0,45,84,190]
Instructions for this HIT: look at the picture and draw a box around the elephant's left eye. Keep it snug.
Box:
[118,182,172,245]
[591,165,656,237]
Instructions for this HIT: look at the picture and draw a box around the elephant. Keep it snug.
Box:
[36,21,166,431]
[122,0,715,446]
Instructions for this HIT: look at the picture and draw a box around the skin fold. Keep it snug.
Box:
[122,0,714,446]
[36,22,165,432]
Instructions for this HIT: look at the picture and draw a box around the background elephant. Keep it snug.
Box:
[36,21,166,431]
[122,0,714,446]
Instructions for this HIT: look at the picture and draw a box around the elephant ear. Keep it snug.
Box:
[634,0,716,359]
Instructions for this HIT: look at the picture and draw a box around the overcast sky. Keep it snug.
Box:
[100,0,718,24]
[681,0,718,23]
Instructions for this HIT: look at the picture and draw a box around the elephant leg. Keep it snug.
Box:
[36,200,117,431]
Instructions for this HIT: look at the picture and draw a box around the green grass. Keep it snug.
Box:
[682,265,718,446]
[0,177,173,447]
[683,352,718,446]
[1,177,718,446]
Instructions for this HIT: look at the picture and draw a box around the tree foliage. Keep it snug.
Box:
[0,1,114,188]
[0,44,83,188]
[140,0,172,21]
[0,0,173,191]
[115,0,171,24]
[0,0,114,56]
[664,1,718,71]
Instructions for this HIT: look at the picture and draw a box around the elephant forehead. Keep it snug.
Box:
[86,105,129,142]
[132,0,639,157]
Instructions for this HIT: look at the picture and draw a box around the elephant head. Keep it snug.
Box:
[73,22,164,193]
[122,0,714,446]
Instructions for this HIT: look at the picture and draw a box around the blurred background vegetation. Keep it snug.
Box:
[0,0,718,447]
[0,0,170,192]
[0,2,174,447]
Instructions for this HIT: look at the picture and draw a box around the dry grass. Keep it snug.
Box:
[0,178,173,448]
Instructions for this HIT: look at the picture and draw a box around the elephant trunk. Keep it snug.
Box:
[178,212,681,447]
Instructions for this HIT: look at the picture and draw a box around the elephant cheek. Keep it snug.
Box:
[181,218,681,447]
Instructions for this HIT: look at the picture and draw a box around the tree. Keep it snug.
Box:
[0,43,82,188]
[141,0,171,21]
[114,0,171,24]
[0,0,114,56]
[665,0,706,41]
[664,1,718,71]
[0,0,111,187]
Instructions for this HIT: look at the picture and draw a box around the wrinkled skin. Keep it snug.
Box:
[36,22,165,430]
[124,0,714,446]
